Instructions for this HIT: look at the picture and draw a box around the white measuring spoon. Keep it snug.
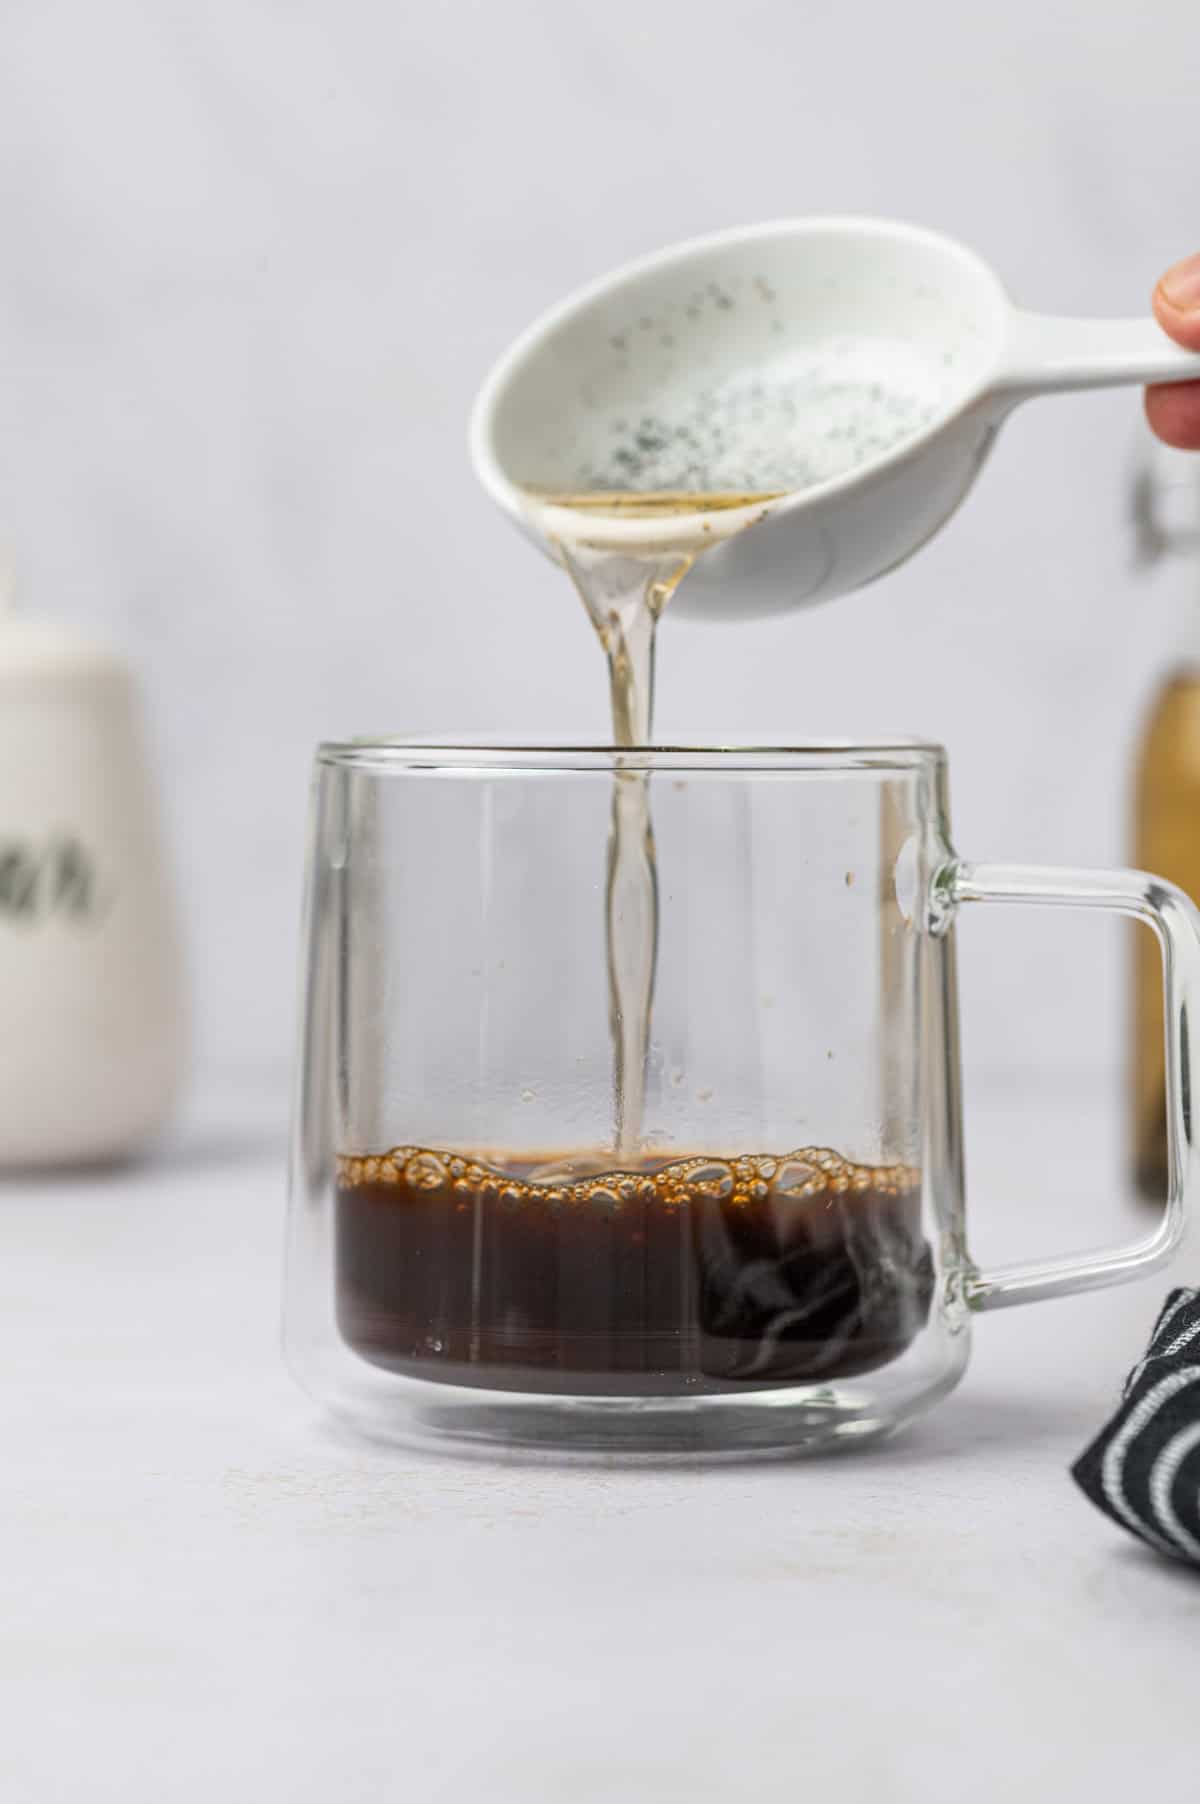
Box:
[470,217,1200,619]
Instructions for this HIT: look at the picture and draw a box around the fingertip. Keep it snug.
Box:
[1145,382,1200,450]
[1153,283,1200,354]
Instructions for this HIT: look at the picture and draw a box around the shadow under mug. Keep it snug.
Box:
[285,742,1200,1457]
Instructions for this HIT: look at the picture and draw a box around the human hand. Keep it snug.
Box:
[1147,255,1200,448]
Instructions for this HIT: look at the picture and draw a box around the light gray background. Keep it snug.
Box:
[2,0,1195,1107]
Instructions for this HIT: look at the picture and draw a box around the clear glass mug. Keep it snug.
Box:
[285,742,1200,1456]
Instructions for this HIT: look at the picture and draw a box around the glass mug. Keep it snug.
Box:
[285,742,1200,1456]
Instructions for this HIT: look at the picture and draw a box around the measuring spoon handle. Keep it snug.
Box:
[992,309,1200,403]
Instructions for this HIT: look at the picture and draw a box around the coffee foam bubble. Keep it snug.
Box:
[336,1145,920,1210]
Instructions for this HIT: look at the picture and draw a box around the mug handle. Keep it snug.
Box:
[933,861,1200,1311]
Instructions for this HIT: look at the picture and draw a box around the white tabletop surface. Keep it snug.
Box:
[3,1075,1197,1804]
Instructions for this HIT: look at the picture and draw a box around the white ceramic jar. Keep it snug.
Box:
[0,589,186,1164]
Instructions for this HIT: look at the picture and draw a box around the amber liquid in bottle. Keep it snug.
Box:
[1132,668,1200,1197]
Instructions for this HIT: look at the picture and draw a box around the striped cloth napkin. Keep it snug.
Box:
[1072,1288,1200,1564]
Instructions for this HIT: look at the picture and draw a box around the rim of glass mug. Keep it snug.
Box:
[316,738,946,773]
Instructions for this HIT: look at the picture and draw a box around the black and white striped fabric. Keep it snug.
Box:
[1072,1288,1200,1564]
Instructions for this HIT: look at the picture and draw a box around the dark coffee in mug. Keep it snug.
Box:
[336,1143,933,1395]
